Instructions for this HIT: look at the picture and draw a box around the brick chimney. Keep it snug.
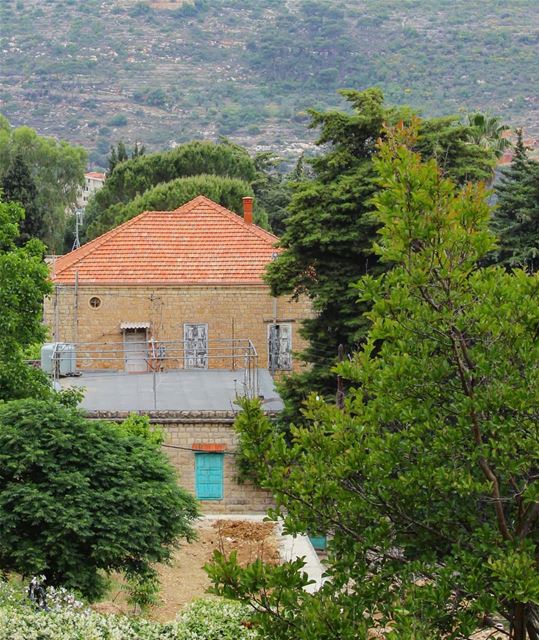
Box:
[242,196,253,224]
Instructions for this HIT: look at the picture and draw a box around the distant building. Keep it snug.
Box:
[76,171,106,210]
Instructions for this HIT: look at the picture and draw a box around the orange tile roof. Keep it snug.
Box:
[85,172,106,180]
[53,196,279,285]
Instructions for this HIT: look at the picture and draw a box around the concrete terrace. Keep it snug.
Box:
[59,368,284,412]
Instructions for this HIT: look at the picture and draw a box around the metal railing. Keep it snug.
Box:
[51,338,259,400]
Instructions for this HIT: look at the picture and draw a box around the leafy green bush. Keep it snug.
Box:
[108,114,128,127]
[0,580,257,640]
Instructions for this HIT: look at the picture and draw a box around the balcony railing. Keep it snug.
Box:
[49,338,260,399]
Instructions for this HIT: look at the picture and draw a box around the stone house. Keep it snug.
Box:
[43,195,312,512]
[46,195,311,374]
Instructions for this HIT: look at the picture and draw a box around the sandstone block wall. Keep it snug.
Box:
[161,421,273,514]
[44,284,312,373]
[86,410,274,514]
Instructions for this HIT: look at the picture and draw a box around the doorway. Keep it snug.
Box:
[123,329,148,373]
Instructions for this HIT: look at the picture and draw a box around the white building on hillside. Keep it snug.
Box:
[77,171,106,210]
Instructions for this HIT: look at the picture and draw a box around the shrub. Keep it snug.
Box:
[0,580,258,640]
[0,399,199,600]
[108,114,128,127]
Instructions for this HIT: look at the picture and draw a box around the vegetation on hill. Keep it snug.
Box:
[1,0,537,166]
[212,124,539,640]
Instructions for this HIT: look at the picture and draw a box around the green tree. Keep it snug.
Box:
[108,140,146,174]
[208,124,539,639]
[491,129,539,272]
[467,112,511,158]
[0,119,86,251]
[0,399,199,601]
[1,152,45,244]
[85,173,266,240]
[83,139,258,240]
[266,89,497,423]
[108,141,128,174]
[0,197,52,401]
[252,152,306,236]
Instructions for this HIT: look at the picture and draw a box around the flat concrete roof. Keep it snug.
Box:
[59,368,283,412]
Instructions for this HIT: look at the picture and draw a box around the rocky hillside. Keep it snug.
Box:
[1,0,538,166]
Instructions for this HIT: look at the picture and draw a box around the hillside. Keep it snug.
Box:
[1,0,538,166]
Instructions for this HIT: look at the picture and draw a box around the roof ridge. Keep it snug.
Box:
[52,195,281,285]
[54,210,154,277]
[174,195,279,246]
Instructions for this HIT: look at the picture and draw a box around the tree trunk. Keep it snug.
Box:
[513,603,527,640]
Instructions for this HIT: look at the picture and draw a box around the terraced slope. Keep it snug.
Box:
[1,0,537,166]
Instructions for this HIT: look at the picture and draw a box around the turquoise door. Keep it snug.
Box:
[195,453,224,500]
[309,535,327,551]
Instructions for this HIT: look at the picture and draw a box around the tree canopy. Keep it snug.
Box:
[0,197,52,401]
[209,123,539,639]
[82,139,259,241]
[0,119,86,251]
[0,401,199,601]
[85,173,264,240]
[491,129,539,272]
[266,88,498,422]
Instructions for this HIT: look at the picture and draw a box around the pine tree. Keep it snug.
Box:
[107,141,130,174]
[266,89,498,422]
[1,153,45,245]
[492,129,539,272]
[132,141,146,159]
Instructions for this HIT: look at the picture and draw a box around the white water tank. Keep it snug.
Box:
[40,343,77,376]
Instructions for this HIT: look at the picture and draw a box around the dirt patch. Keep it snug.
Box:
[97,519,280,622]
[211,520,281,566]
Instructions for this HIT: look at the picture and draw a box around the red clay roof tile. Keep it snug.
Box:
[52,196,279,285]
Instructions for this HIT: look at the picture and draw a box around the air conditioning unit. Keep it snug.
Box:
[40,343,77,376]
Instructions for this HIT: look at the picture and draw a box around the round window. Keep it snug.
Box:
[89,296,102,309]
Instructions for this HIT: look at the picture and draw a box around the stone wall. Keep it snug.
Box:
[86,410,274,514]
[43,284,312,373]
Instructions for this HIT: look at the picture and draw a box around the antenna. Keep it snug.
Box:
[72,208,84,251]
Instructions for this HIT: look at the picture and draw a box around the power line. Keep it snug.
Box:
[161,443,237,456]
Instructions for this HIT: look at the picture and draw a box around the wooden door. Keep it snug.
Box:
[195,453,224,500]
[123,329,148,372]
